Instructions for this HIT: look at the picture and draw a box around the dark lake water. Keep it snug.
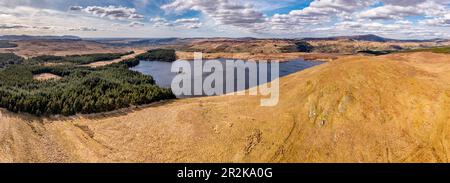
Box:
[130,59,323,97]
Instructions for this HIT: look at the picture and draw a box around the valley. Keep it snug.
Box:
[1,35,450,162]
[1,50,450,162]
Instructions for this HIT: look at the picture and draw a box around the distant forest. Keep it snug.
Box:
[0,51,175,116]
[135,49,177,62]
[30,51,134,65]
[281,41,314,53]
[0,53,24,68]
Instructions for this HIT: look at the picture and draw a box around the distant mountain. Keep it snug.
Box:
[302,34,390,42]
[301,34,444,43]
[342,34,392,42]
[90,38,182,47]
[0,35,81,41]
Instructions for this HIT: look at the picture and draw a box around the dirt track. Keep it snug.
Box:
[1,52,450,162]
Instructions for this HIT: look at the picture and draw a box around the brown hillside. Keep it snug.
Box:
[174,38,450,54]
[0,40,130,58]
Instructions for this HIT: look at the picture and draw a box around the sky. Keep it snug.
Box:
[1,0,450,39]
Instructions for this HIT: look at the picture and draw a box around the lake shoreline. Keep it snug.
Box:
[176,51,339,62]
[131,58,324,98]
[0,57,325,120]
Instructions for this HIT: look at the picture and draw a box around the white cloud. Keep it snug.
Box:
[1,0,450,38]
[69,6,82,11]
[396,20,413,25]
[253,0,450,38]
[150,17,202,29]
[174,18,199,24]
[265,0,380,32]
[162,0,265,29]
[356,1,449,20]
[69,27,98,31]
[70,5,145,20]
[0,23,29,29]
[358,5,419,20]
[421,14,450,27]
[174,18,202,29]
[129,21,145,27]
[0,5,146,37]
[150,17,174,27]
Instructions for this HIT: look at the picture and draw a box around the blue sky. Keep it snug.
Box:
[0,0,450,39]
[264,1,312,16]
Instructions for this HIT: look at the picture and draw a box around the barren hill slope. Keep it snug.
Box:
[1,52,450,162]
[0,40,130,58]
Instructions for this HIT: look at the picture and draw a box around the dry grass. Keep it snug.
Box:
[308,40,450,53]
[33,73,62,81]
[175,38,450,54]
[176,51,339,62]
[177,39,292,53]
[0,40,130,58]
[1,52,450,162]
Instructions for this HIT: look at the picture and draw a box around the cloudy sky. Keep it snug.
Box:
[0,0,450,39]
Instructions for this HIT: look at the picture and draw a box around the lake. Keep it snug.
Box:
[130,59,323,97]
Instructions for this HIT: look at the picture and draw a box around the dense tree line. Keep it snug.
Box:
[357,50,395,56]
[30,51,134,65]
[281,41,314,53]
[0,53,175,116]
[112,58,141,68]
[135,49,176,62]
[0,53,24,68]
